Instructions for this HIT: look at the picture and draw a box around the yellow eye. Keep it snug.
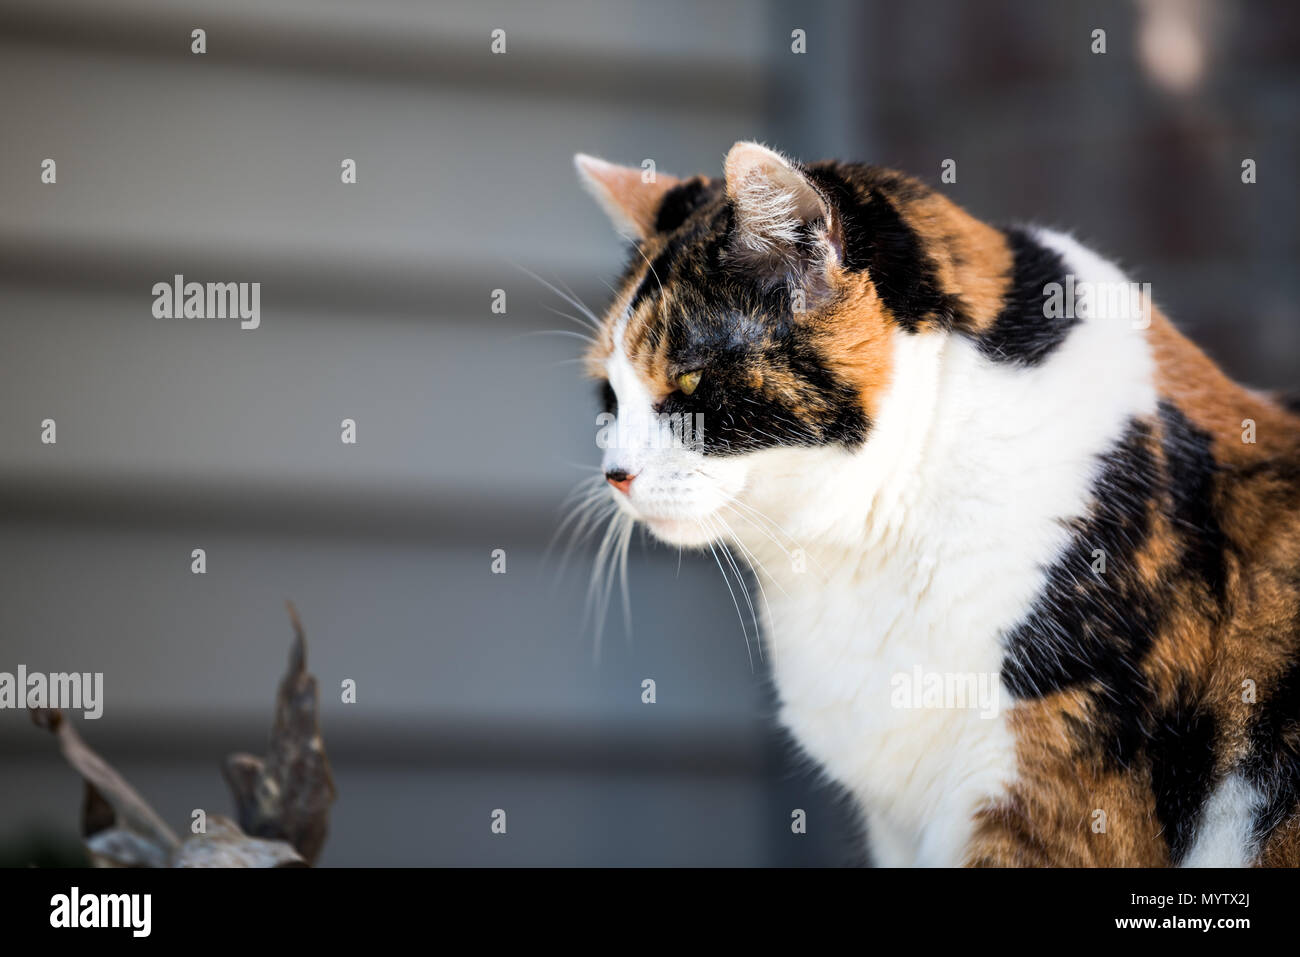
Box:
[677,370,702,395]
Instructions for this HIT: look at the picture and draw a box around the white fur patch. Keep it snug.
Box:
[1181,774,1262,867]
[727,228,1159,864]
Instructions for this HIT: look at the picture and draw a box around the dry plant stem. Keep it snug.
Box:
[31,601,335,867]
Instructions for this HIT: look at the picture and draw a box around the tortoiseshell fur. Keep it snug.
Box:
[577,145,1300,866]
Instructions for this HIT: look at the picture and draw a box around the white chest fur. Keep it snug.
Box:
[765,559,1022,865]
[733,230,1159,865]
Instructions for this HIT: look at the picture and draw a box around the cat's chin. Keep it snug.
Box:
[640,514,720,549]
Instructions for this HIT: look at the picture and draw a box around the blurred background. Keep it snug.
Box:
[0,0,1294,866]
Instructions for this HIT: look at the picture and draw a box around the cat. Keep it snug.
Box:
[570,141,1300,867]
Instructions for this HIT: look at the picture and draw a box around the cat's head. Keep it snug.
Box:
[574,141,998,548]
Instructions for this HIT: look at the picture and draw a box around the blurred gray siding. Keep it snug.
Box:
[0,0,860,865]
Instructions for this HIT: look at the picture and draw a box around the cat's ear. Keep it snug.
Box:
[723,141,841,294]
[574,154,683,241]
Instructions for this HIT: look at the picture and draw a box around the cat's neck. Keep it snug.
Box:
[731,228,1160,600]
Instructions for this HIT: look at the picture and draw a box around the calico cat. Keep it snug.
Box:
[571,141,1300,867]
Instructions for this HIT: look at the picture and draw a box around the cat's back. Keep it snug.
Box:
[981,298,1300,866]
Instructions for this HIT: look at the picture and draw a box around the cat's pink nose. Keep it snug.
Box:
[605,469,636,495]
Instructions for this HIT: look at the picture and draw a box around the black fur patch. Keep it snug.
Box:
[1000,416,1160,708]
[1159,403,1228,604]
[1278,390,1300,415]
[599,380,617,416]
[626,239,672,316]
[652,247,868,456]
[1245,653,1300,846]
[1001,402,1229,859]
[1148,696,1218,863]
[807,165,966,333]
[627,200,731,317]
[973,229,1078,366]
[654,179,717,234]
[656,333,869,455]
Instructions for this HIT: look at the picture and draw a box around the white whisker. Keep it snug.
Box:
[547,476,615,582]
[718,533,763,663]
[701,516,756,671]
[584,507,629,664]
[515,328,597,346]
[512,263,603,330]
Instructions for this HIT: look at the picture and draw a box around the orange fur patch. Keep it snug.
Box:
[901,192,1014,332]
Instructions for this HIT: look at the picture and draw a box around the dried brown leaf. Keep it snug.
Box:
[31,708,180,867]
[222,601,336,864]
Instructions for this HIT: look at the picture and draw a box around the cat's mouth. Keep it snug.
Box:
[604,465,746,549]
[644,515,699,536]
[637,512,721,548]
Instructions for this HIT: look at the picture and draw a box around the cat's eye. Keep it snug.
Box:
[676,370,702,396]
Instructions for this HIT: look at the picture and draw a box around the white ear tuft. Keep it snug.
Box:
[724,143,826,251]
[722,141,838,290]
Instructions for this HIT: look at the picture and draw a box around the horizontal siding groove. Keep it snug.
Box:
[0,234,613,322]
[1,715,766,776]
[0,473,569,545]
[0,7,766,111]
